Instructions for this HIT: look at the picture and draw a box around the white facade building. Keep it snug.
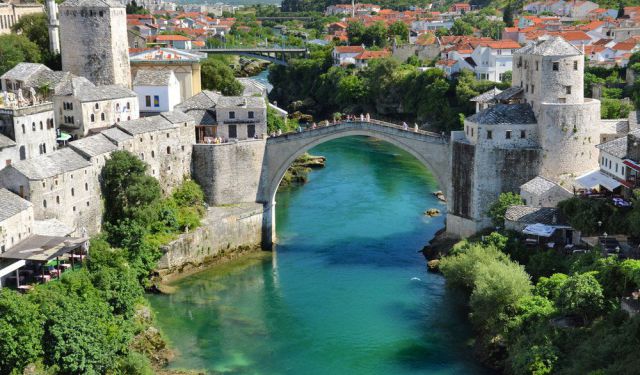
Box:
[133,70,181,114]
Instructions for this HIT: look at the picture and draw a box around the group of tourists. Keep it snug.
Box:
[268,114,424,138]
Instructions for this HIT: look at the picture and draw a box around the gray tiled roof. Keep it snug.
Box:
[505,205,568,226]
[0,63,74,93]
[520,176,559,195]
[101,127,133,143]
[175,90,222,112]
[0,63,49,82]
[493,86,523,102]
[184,109,216,125]
[60,0,124,8]
[55,77,136,102]
[133,69,173,86]
[69,133,117,158]
[516,36,582,57]
[238,78,267,97]
[596,129,640,159]
[467,103,536,125]
[217,96,266,109]
[470,87,502,103]
[0,133,16,149]
[160,110,193,124]
[10,148,91,180]
[0,188,32,223]
[117,117,173,135]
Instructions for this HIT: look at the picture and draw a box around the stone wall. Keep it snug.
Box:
[156,203,264,279]
[0,103,57,164]
[192,140,266,206]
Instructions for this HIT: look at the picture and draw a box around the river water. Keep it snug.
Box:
[148,137,492,374]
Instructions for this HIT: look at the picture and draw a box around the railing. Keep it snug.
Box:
[268,117,447,140]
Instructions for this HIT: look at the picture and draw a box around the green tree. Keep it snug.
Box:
[346,21,366,45]
[337,74,367,105]
[534,273,568,301]
[363,21,388,47]
[0,290,44,374]
[388,21,409,42]
[0,34,41,76]
[503,3,515,27]
[487,192,524,227]
[556,272,604,323]
[450,19,474,36]
[201,57,243,96]
[101,151,161,224]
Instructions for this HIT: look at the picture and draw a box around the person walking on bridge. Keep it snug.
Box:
[403,122,408,131]
[366,113,370,122]
[414,123,419,132]
[360,113,364,122]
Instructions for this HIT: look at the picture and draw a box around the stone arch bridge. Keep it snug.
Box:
[257,120,451,245]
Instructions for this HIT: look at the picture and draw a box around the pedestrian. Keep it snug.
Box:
[366,113,370,122]
[297,125,302,133]
[360,113,364,122]
[414,123,419,132]
[277,129,282,136]
[403,121,408,131]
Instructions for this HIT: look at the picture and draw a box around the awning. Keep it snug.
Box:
[623,159,640,172]
[575,169,621,191]
[523,223,556,237]
[56,132,71,141]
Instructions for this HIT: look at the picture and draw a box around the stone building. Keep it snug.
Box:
[448,37,604,237]
[53,77,138,137]
[59,0,131,88]
[129,48,205,103]
[0,0,43,35]
[519,176,572,207]
[0,188,33,253]
[0,148,97,235]
[111,111,195,192]
[176,91,267,142]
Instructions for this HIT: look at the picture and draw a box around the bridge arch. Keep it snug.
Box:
[259,121,451,247]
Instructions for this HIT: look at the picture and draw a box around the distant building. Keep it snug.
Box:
[0,0,43,35]
[332,45,366,66]
[133,69,181,114]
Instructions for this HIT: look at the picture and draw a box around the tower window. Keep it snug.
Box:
[487,130,492,139]
[520,130,526,138]
[535,61,539,70]
[573,60,578,70]
[506,130,512,139]
[145,95,151,107]
[552,62,559,71]
[531,84,534,94]
[565,86,572,94]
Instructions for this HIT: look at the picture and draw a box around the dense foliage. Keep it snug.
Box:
[487,192,525,227]
[0,151,206,374]
[557,191,640,236]
[201,57,243,96]
[269,47,506,131]
[440,229,640,375]
[0,34,41,76]
[10,13,61,71]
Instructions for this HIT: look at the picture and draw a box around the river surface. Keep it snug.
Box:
[148,137,492,374]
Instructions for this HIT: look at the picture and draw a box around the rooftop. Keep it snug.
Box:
[100,127,133,143]
[0,188,31,223]
[60,0,124,8]
[470,87,502,103]
[55,77,137,102]
[8,148,92,180]
[520,175,562,195]
[505,205,568,226]
[467,103,537,125]
[68,133,118,158]
[0,133,16,149]
[116,111,190,135]
[516,36,582,57]
[133,69,174,86]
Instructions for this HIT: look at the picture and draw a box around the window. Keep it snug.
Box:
[43,144,46,154]
[43,200,47,208]
[90,114,95,122]
[126,102,130,110]
[506,130,512,139]
[229,111,235,119]
[56,196,60,204]
[166,146,171,154]
[248,124,255,138]
[248,111,254,119]
[153,96,159,107]
[151,150,155,158]
[21,124,25,134]
[471,127,474,137]
[101,113,105,121]
[531,84,534,94]
[552,62,559,71]
[71,188,74,196]
[573,60,578,70]
[19,146,25,160]
[145,96,151,107]
[85,183,88,191]
[518,57,522,67]
[95,103,99,109]
[39,121,43,130]
[566,86,572,94]
[526,84,529,92]
[520,130,526,138]
[535,61,539,70]
[615,163,618,173]
[32,122,35,131]
[487,130,492,139]
[524,60,528,69]
[228,124,237,138]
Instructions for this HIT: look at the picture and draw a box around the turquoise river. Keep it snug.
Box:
[148,136,493,374]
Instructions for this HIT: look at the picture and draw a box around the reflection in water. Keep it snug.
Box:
[148,137,493,375]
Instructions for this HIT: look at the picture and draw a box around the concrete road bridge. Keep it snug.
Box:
[194,47,308,65]
[258,119,451,245]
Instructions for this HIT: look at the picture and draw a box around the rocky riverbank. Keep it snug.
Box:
[229,56,271,77]
[278,153,326,189]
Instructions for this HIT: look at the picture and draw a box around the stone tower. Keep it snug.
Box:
[45,0,60,54]
[512,37,600,179]
[59,0,131,88]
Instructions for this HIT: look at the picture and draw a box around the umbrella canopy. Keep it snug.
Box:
[523,223,556,237]
[56,132,71,142]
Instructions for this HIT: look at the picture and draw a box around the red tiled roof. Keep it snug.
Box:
[155,34,191,41]
[355,50,391,59]
[558,30,590,41]
[334,45,366,53]
[486,40,521,49]
[437,59,457,67]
